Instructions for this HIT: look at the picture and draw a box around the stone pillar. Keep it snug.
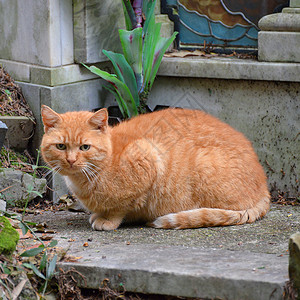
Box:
[0,0,116,199]
[289,232,300,299]
[258,0,300,62]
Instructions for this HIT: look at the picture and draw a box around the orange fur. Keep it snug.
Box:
[40,106,270,230]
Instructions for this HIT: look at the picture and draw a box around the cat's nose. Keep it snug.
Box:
[67,158,76,166]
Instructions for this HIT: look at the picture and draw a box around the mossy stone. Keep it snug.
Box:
[0,216,19,256]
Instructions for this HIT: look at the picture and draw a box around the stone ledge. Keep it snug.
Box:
[58,244,288,300]
[2,56,300,86]
[30,64,98,86]
[0,59,30,82]
[158,56,300,82]
[0,59,106,86]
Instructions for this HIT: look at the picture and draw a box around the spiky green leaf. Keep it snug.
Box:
[82,64,138,118]
[46,254,57,279]
[103,49,139,107]
[20,222,29,236]
[20,246,44,257]
[48,239,58,248]
[23,263,46,280]
[119,28,143,92]
[142,21,161,93]
[40,252,47,271]
[142,0,157,35]
[122,0,137,30]
[149,31,178,89]
[104,85,128,118]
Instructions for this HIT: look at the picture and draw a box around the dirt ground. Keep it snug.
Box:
[25,203,299,256]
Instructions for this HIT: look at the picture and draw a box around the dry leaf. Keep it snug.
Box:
[83,242,89,247]
[63,255,83,262]
[16,229,33,239]
[11,278,28,300]
[40,234,53,241]
[164,50,206,58]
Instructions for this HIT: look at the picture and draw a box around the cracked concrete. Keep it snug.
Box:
[26,204,300,299]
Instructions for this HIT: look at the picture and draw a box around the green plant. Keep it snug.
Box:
[0,150,57,297]
[20,227,58,296]
[84,0,178,119]
[1,211,58,297]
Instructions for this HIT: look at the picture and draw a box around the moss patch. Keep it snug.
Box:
[0,147,33,173]
[0,216,19,256]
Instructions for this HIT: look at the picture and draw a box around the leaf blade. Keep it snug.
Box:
[20,246,44,257]
[103,49,140,107]
[148,32,178,89]
[46,254,57,279]
[122,0,137,30]
[119,28,143,92]
[82,64,138,117]
[23,263,46,280]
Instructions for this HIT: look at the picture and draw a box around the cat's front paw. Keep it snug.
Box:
[89,214,122,231]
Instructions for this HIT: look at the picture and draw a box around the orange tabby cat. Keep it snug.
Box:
[41,105,270,230]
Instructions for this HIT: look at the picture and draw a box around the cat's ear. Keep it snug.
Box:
[41,105,62,133]
[88,108,108,132]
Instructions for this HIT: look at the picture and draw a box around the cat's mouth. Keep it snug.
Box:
[64,165,82,173]
[50,162,82,176]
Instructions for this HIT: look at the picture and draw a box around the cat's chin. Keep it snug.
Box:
[58,167,82,177]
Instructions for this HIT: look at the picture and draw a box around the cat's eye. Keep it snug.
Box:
[80,144,91,151]
[56,144,66,150]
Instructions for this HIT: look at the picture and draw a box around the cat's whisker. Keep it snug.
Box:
[82,162,99,177]
[86,162,100,169]
[80,169,89,182]
[42,163,61,178]
[43,165,63,183]
[83,167,97,183]
[86,162,102,172]
[81,168,94,186]
[85,165,98,179]
[76,163,95,179]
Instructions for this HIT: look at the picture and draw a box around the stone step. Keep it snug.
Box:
[58,244,288,300]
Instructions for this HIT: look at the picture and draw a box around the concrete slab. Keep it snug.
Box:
[59,244,288,300]
[26,204,300,299]
[30,64,98,87]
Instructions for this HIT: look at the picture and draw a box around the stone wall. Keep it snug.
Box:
[149,71,300,197]
[0,0,299,199]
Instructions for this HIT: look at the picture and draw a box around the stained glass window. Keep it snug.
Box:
[162,0,289,50]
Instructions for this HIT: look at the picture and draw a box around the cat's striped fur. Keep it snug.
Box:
[41,106,270,230]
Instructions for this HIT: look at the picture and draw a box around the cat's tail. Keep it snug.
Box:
[150,196,270,229]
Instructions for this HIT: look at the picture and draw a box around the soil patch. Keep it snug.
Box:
[0,66,34,118]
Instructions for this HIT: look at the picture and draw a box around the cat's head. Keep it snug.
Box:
[40,105,111,177]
